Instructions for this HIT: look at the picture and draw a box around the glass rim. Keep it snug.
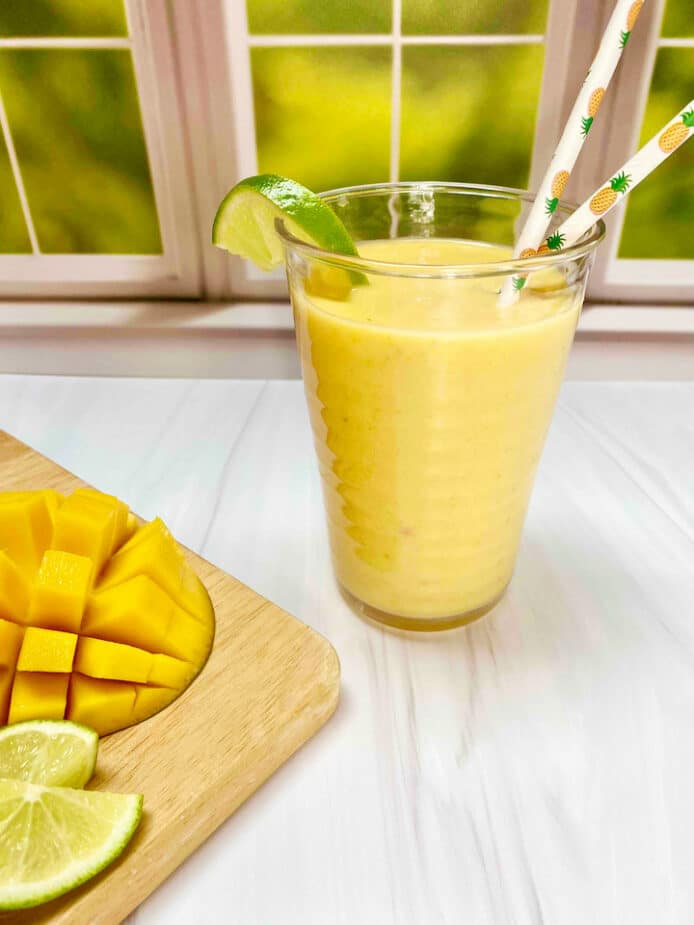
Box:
[276,181,606,279]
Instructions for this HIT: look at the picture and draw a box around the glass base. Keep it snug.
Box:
[339,584,507,633]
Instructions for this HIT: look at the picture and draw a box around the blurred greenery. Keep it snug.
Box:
[402,0,548,34]
[0,50,161,254]
[661,0,693,38]
[252,47,391,191]
[0,134,31,252]
[0,0,127,37]
[400,45,544,188]
[247,0,389,34]
[0,0,685,263]
[619,48,694,259]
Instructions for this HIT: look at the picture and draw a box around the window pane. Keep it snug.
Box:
[252,47,391,191]
[0,0,127,38]
[0,135,31,252]
[618,48,694,259]
[400,45,544,189]
[0,50,161,254]
[661,0,693,38]
[246,0,390,34]
[403,0,547,35]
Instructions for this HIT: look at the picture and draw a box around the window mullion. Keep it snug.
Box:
[126,0,200,295]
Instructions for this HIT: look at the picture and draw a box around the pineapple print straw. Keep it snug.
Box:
[543,100,694,252]
[498,0,646,306]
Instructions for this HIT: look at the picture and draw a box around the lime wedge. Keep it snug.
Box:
[0,720,98,788]
[212,173,359,271]
[0,779,142,910]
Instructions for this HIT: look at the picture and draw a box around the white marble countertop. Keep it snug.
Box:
[1,376,693,925]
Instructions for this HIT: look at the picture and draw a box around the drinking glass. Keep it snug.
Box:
[280,183,604,631]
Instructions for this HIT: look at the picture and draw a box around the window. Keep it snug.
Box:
[576,0,694,303]
[223,0,554,297]
[0,0,199,297]
[0,0,691,306]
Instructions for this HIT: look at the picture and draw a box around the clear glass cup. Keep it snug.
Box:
[279,183,604,631]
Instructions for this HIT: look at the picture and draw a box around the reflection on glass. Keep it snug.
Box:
[402,0,548,35]
[252,47,391,192]
[400,45,544,189]
[0,50,161,254]
[0,0,127,38]
[246,0,389,34]
[619,48,694,259]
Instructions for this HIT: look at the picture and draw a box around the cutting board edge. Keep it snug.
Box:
[59,643,341,925]
[0,429,342,924]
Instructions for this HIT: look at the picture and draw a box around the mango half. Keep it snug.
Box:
[0,489,214,735]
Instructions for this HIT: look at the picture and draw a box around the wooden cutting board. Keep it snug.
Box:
[0,431,340,925]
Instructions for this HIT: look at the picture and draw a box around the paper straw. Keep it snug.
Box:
[537,100,694,253]
[498,0,647,306]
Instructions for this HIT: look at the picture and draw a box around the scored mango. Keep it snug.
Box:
[0,492,54,579]
[0,552,30,622]
[8,672,70,724]
[0,488,214,735]
[28,550,93,633]
[17,627,78,673]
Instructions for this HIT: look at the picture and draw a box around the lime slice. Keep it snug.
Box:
[0,779,142,910]
[0,720,98,788]
[212,173,359,271]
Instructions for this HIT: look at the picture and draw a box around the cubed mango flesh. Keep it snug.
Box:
[148,653,194,689]
[0,617,24,667]
[28,550,93,633]
[98,519,212,623]
[8,672,69,723]
[68,674,137,737]
[82,575,173,653]
[0,492,54,579]
[73,489,130,554]
[17,627,77,673]
[51,494,117,576]
[0,489,214,734]
[41,489,64,524]
[75,637,152,684]
[132,685,177,724]
[164,607,214,664]
[0,552,30,623]
[0,669,13,722]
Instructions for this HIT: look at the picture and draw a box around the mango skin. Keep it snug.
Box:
[0,490,215,735]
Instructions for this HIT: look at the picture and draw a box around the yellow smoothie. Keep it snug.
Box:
[291,238,581,627]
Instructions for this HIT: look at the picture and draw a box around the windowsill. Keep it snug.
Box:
[0,300,692,334]
[0,301,692,380]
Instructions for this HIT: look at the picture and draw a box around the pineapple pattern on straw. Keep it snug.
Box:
[620,0,643,49]
[513,232,567,288]
[545,170,570,214]
[658,108,694,152]
[589,171,632,215]
[581,87,605,137]
[538,232,567,255]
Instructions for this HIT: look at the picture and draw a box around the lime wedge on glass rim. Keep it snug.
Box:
[212,173,359,270]
[0,778,142,910]
[212,173,367,298]
[0,719,97,788]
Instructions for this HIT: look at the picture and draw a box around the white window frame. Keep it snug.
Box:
[214,0,559,299]
[189,0,693,305]
[0,0,689,314]
[0,0,200,298]
[579,0,694,303]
